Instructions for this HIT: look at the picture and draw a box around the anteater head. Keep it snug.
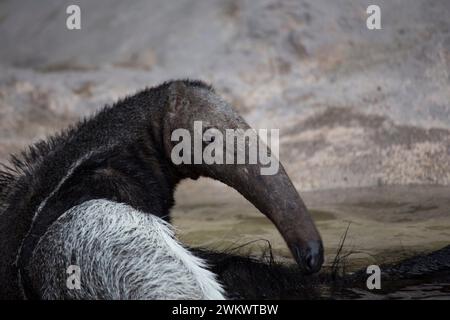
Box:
[162,81,324,274]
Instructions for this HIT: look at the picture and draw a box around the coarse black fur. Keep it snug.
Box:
[2,79,447,300]
[197,244,450,299]
[0,80,212,299]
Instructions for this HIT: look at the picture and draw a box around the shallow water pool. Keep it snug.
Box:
[173,179,450,299]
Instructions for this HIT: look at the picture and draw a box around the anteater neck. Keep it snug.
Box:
[0,86,185,299]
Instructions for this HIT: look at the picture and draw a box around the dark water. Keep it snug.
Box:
[174,182,450,299]
[338,271,450,300]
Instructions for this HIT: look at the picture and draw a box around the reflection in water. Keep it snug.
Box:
[173,181,450,299]
[339,271,450,300]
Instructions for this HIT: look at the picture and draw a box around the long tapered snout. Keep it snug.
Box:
[241,164,324,274]
[164,82,324,272]
[208,154,324,274]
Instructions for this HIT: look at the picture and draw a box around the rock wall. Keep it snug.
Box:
[1,0,449,190]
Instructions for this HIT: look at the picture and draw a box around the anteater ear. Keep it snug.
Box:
[168,82,189,115]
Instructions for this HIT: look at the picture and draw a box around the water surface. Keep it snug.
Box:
[173,180,450,299]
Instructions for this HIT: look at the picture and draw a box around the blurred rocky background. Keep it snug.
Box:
[1,0,449,267]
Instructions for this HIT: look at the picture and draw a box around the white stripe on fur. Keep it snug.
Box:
[16,150,102,296]
[30,199,226,300]
[152,214,225,299]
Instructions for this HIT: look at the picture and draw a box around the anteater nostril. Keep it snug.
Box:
[306,253,314,268]
[306,240,324,273]
[293,241,324,274]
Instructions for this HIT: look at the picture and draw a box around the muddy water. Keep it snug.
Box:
[342,275,450,300]
[172,179,450,299]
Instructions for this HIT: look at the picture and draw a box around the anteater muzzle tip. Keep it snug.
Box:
[294,240,324,274]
